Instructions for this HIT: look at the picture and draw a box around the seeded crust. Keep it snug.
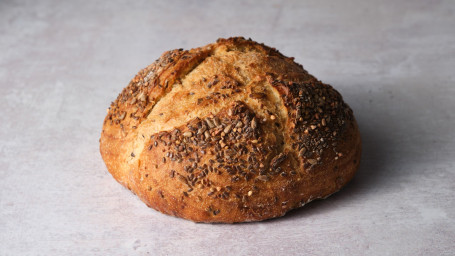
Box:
[100,37,361,223]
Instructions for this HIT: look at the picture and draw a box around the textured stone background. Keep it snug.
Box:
[1,0,454,255]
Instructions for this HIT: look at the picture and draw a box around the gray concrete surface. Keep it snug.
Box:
[1,0,454,255]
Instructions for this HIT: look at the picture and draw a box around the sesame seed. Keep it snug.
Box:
[307,159,317,165]
[204,130,211,139]
[247,190,253,196]
[223,124,232,134]
[299,147,307,156]
[213,117,220,127]
[251,118,257,129]
[257,175,268,182]
[138,92,147,102]
[197,126,207,135]
[205,118,215,128]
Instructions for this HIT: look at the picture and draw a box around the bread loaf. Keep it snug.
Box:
[100,37,361,223]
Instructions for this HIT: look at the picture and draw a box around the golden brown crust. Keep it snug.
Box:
[100,37,361,223]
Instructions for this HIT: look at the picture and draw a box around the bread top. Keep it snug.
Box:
[100,37,357,222]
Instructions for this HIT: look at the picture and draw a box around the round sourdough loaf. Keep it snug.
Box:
[100,37,361,223]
